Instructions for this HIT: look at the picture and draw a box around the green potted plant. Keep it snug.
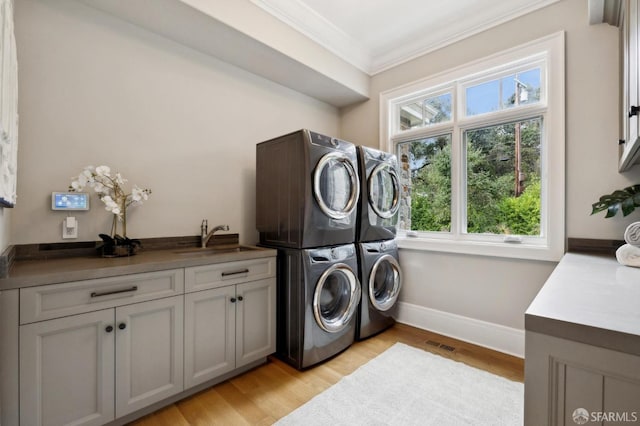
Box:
[592,184,640,267]
[591,184,640,218]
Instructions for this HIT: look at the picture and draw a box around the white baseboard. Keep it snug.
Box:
[396,302,525,358]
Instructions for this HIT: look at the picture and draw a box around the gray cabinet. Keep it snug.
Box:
[114,296,184,418]
[525,331,640,425]
[19,295,184,426]
[184,258,276,388]
[2,256,276,426]
[620,0,640,170]
[184,286,236,387]
[20,309,115,426]
[235,279,276,368]
[17,269,185,426]
[525,254,640,425]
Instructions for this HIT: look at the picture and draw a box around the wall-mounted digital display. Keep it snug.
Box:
[51,192,89,210]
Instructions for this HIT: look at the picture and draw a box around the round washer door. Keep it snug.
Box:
[369,254,402,311]
[313,152,359,220]
[313,263,361,333]
[368,163,400,219]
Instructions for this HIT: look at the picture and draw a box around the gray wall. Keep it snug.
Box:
[340,0,640,330]
[7,0,640,335]
[10,0,340,246]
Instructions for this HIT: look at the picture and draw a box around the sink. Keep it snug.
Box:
[173,245,260,257]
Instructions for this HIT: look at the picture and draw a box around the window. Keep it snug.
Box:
[381,33,565,261]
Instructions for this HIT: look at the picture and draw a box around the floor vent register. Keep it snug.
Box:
[425,340,456,352]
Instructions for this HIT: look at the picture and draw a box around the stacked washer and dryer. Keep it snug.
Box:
[256,129,402,370]
[355,146,403,340]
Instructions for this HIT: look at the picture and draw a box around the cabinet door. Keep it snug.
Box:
[184,286,236,388]
[236,278,276,368]
[115,296,184,418]
[620,0,640,170]
[627,0,639,143]
[20,309,115,426]
[526,331,640,426]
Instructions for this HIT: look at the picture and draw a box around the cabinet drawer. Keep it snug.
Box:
[185,257,276,292]
[20,269,184,324]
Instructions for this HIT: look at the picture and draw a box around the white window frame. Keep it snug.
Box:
[380,32,565,261]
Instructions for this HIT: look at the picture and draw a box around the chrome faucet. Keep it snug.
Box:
[200,220,230,248]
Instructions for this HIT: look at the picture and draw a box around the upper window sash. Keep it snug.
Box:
[459,60,547,119]
[391,58,547,137]
[386,49,550,137]
[393,86,454,134]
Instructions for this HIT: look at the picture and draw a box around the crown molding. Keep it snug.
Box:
[371,0,562,74]
[253,0,562,76]
[249,0,372,73]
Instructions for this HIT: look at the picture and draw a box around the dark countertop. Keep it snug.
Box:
[525,253,640,356]
[0,244,276,290]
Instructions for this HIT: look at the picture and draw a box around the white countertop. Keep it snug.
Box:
[525,252,640,355]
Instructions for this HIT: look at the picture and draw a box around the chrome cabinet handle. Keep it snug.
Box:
[221,269,249,277]
[90,286,138,298]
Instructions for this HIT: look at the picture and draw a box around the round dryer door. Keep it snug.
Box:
[368,163,400,219]
[313,152,359,220]
[369,254,402,311]
[313,263,361,333]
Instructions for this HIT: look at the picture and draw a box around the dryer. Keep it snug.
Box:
[256,129,360,248]
[276,244,361,370]
[356,240,402,340]
[356,146,401,242]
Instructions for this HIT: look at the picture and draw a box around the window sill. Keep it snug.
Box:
[396,235,563,262]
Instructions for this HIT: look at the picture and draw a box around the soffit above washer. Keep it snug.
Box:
[251,0,563,75]
[77,0,370,108]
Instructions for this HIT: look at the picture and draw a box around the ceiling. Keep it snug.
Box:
[251,0,562,75]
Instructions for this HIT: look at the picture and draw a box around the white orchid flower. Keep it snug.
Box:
[101,195,121,215]
[93,182,107,194]
[101,195,114,206]
[95,165,111,177]
[131,186,148,203]
[82,168,94,180]
[69,165,151,238]
[115,173,127,186]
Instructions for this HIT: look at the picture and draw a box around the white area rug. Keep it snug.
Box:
[275,342,523,426]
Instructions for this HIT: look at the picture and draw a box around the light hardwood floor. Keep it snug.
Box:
[130,323,524,425]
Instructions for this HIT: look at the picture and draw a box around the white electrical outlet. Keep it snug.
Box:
[62,217,78,239]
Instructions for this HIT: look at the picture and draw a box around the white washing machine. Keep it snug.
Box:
[276,244,361,369]
[356,240,402,340]
[356,146,400,242]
